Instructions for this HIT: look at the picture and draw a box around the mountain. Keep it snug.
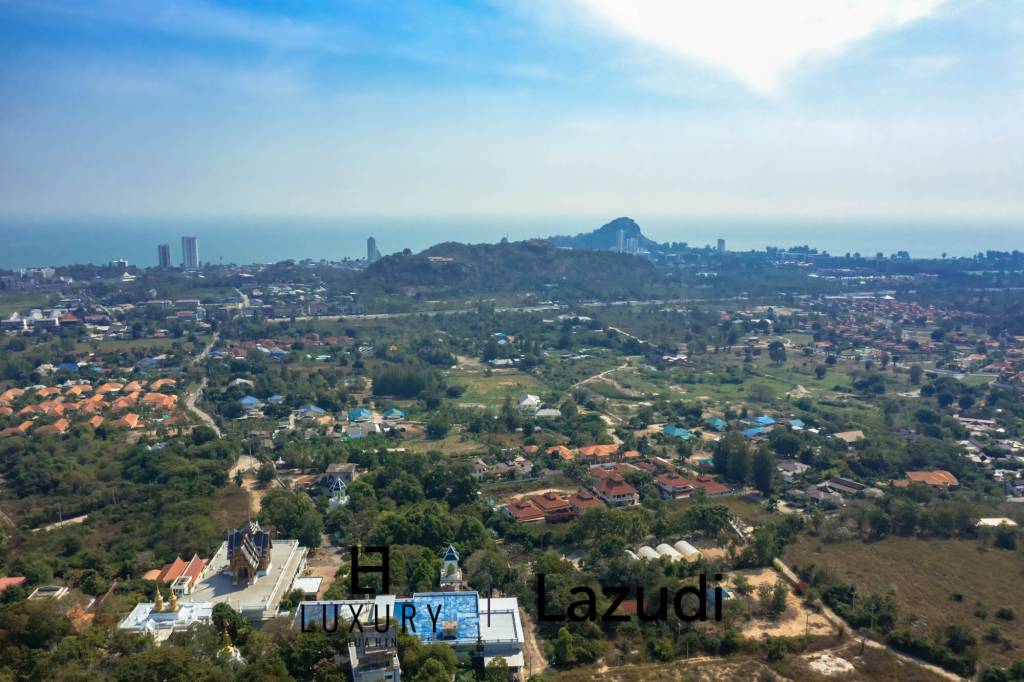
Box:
[547,217,662,252]
[362,238,659,298]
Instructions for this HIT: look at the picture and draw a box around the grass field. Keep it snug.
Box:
[0,291,54,316]
[448,369,550,409]
[667,495,779,527]
[784,535,1024,668]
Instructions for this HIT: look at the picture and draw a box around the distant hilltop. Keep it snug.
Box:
[547,217,662,253]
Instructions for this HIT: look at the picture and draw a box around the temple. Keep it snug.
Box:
[226,521,273,584]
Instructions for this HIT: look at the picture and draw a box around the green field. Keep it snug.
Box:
[448,369,550,409]
[785,535,1024,668]
[0,291,54,317]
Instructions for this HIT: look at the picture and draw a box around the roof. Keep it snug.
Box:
[505,498,545,522]
[742,427,766,438]
[578,444,619,458]
[704,416,727,430]
[547,445,574,461]
[662,425,691,439]
[0,577,26,591]
[529,491,571,513]
[834,430,865,443]
[593,474,638,498]
[904,470,959,487]
[755,416,776,425]
[568,491,604,511]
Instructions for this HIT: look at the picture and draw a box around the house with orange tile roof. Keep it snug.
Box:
[123,380,146,393]
[0,388,25,402]
[895,470,959,488]
[35,386,62,398]
[110,413,142,429]
[0,421,34,438]
[568,491,605,513]
[149,378,176,391]
[578,444,619,460]
[96,382,124,395]
[34,418,70,436]
[546,445,575,461]
[0,406,12,417]
[592,474,640,507]
[150,554,209,595]
[87,415,104,429]
[17,404,40,416]
[66,384,92,397]
[527,492,575,523]
[503,498,546,524]
[141,392,177,410]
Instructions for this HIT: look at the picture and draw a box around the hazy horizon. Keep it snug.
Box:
[1,215,1020,270]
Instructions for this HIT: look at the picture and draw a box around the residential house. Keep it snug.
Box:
[504,498,545,524]
[777,461,811,481]
[593,474,640,507]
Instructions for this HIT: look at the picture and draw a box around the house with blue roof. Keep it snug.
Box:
[239,395,262,410]
[297,404,326,419]
[383,408,406,421]
[662,425,691,440]
[755,416,776,426]
[267,394,284,404]
[56,362,79,372]
[348,407,372,423]
[742,426,766,439]
[704,416,727,431]
[789,418,805,430]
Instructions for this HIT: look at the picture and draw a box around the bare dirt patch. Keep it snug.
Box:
[733,567,835,639]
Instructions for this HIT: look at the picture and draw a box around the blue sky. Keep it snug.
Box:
[0,0,1021,220]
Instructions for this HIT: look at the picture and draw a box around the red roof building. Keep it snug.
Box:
[592,474,639,507]
[504,498,546,524]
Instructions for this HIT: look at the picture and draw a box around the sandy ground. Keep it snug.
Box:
[806,652,855,675]
[303,534,344,598]
[509,488,577,501]
[519,607,550,677]
[733,567,835,639]
[228,454,259,478]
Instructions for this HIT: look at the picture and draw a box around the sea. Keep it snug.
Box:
[0,216,1021,269]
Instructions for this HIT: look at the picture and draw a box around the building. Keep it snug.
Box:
[717,238,726,253]
[300,591,525,681]
[439,544,466,591]
[504,498,546,524]
[227,521,273,584]
[118,588,213,643]
[187,526,307,621]
[897,470,960,488]
[157,244,171,268]
[181,236,199,270]
[616,228,625,253]
[592,474,640,507]
[367,236,381,264]
[143,554,209,596]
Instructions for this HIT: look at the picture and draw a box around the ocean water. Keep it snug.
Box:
[0,216,1020,269]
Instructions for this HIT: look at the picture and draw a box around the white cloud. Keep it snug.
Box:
[574,0,945,94]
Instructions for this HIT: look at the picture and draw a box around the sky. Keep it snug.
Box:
[0,0,1022,221]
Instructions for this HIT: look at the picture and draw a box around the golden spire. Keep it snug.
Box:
[154,587,164,612]
[168,590,179,612]
[220,627,233,652]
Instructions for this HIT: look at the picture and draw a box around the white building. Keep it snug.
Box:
[181,236,199,270]
[119,597,213,643]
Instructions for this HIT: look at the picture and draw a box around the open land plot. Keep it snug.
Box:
[784,535,1024,668]
[731,567,835,639]
[447,369,550,409]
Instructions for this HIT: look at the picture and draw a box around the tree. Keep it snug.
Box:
[752,447,776,496]
[426,413,450,440]
[485,657,510,682]
[259,489,323,548]
[814,364,827,380]
[909,364,923,385]
[768,340,787,364]
[190,425,217,445]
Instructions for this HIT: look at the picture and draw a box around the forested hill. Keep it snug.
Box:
[548,216,662,252]
[362,238,660,298]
